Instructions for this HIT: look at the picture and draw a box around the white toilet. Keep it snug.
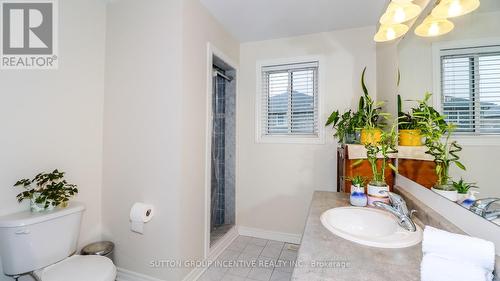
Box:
[0,202,116,281]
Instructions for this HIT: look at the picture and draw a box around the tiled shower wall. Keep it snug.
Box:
[211,69,235,229]
[224,69,236,226]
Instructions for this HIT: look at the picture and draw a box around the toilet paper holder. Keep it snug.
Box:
[129,203,154,234]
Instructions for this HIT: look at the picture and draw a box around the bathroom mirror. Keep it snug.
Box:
[396,0,500,225]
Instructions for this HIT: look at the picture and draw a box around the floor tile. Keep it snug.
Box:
[278,249,297,262]
[242,244,264,256]
[238,251,260,263]
[249,237,268,247]
[247,267,273,281]
[218,249,242,262]
[256,255,277,269]
[273,260,295,273]
[227,265,252,277]
[267,240,285,248]
[235,236,253,244]
[270,270,292,281]
[221,274,247,281]
[199,264,229,281]
[228,239,248,252]
[260,243,283,259]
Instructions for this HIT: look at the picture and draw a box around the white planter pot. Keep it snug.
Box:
[30,193,55,212]
[431,187,458,202]
[457,193,468,202]
[367,182,389,206]
[350,185,367,207]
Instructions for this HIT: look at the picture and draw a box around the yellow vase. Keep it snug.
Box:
[399,129,422,146]
[360,128,382,145]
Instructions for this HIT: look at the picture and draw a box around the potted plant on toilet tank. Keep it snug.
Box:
[14,169,79,212]
[413,93,466,202]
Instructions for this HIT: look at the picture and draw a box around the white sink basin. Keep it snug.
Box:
[320,207,422,248]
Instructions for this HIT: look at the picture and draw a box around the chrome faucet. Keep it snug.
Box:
[373,191,417,232]
[470,198,500,221]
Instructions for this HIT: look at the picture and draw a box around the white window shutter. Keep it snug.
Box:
[261,62,319,136]
[441,46,500,134]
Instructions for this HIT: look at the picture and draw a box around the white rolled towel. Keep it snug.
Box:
[421,253,494,281]
[422,226,495,272]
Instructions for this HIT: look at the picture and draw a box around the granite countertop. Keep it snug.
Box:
[291,191,422,281]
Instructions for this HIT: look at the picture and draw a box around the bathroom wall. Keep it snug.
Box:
[102,1,184,280]
[237,26,377,237]
[0,0,106,280]
[102,0,238,279]
[376,43,399,119]
[398,10,500,197]
[179,0,239,275]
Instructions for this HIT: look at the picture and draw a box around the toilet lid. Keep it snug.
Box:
[35,255,116,281]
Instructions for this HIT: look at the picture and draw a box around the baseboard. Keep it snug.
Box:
[182,226,239,281]
[116,267,165,281]
[238,226,302,244]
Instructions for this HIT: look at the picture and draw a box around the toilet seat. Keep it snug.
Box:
[34,255,116,281]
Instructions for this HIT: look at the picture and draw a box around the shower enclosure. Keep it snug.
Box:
[210,58,235,246]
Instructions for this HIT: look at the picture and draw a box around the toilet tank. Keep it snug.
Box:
[0,202,85,276]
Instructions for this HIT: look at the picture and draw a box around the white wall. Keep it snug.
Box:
[376,43,399,119]
[102,0,184,280]
[180,0,239,272]
[237,26,377,236]
[102,0,238,279]
[398,10,500,197]
[0,0,106,280]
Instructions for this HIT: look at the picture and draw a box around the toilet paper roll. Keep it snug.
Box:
[129,203,154,234]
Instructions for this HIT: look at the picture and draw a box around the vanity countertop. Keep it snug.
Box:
[292,191,422,281]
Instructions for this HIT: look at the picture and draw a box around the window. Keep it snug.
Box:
[259,61,319,140]
[440,45,500,134]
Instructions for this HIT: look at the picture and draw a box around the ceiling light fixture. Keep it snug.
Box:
[432,0,480,18]
[414,15,455,37]
[374,24,409,42]
[380,2,422,25]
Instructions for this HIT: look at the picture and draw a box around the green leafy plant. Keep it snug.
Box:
[325,110,363,143]
[348,175,366,187]
[358,67,390,130]
[413,92,466,187]
[397,95,421,130]
[354,124,398,185]
[452,178,477,194]
[14,169,78,210]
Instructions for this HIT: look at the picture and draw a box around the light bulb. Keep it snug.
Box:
[393,8,406,23]
[448,0,463,17]
[386,28,396,40]
[428,22,440,36]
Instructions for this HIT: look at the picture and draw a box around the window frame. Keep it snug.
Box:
[432,38,500,146]
[255,56,325,144]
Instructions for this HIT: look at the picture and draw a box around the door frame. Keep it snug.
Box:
[204,43,239,258]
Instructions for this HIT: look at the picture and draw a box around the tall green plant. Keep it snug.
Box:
[354,124,398,184]
[413,92,466,186]
[358,68,390,129]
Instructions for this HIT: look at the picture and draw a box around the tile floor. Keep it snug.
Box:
[210,224,234,246]
[199,236,298,281]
